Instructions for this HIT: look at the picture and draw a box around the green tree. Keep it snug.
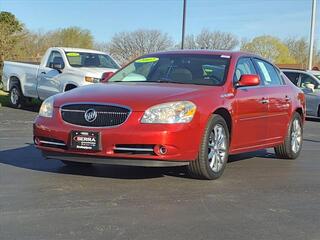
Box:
[51,27,94,49]
[241,35,295,64]
[0,11,24,82]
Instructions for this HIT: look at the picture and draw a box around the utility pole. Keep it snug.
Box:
[308,0,317,70]
[181,0,187,49]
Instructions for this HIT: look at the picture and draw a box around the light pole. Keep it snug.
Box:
[181,0,187,49]
[308,0,317,70]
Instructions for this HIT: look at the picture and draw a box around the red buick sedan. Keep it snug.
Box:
[34,51,305,180]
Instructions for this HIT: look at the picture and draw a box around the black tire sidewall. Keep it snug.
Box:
[287,113,303,159]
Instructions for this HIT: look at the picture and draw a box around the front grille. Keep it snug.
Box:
[61,104,130,127]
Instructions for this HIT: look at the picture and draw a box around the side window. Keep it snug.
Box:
[300,73,319,90]
[255,59,282,86]
[46,51,64,68]
[283,72,300,86]
[233,57,257,82]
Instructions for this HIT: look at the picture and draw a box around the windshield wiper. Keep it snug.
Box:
[149,79,185,84]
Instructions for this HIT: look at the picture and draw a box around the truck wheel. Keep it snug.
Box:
[274,112,303,159]
[9,85,25,109]
[187,114,230,180]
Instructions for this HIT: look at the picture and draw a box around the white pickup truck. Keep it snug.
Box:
[2,47,120,108]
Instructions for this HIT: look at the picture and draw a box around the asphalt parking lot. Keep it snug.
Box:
[1,106,320,240]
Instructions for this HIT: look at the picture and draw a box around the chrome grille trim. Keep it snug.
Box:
[60,103,131,127]
[114,147,154,152]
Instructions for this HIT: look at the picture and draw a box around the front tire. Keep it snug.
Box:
[9,85,24,109]
[188,114,230,180]
[274,112,303,159]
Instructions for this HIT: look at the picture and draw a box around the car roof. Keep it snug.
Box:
[145,50,261,59]
[282,69,320,75]
[51,47,107,55]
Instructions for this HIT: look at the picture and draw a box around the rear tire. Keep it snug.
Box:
[9,85,24,109]
[274,112,303,159]
[61,160,92,167]
[187,114,230,180]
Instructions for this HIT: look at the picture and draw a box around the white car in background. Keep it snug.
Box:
[2,47,120,108]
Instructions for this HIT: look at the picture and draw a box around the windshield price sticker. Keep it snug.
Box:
[66,52,80,57]
[135,57,159,63]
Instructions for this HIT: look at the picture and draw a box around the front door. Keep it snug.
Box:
[299,73,320,116]
[37,51,63,100]
[232,57,268,151]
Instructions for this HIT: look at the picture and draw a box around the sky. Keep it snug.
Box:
[0,0,319,45]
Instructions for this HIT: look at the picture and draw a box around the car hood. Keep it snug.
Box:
[68,67,118,78]
[53,82,215,111]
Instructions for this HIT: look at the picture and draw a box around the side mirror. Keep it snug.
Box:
[237,74,260,87]
[101,72,114,82]
[50,62,64,72]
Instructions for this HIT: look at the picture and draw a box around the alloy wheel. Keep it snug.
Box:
[208,124,227,173]
[291,119,302,154]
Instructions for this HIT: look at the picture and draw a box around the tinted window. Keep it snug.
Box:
[283,71,300,86]
[255,59,282,86]
[47,51,63,68]
[233,57,257,82]
[108,54,230,86]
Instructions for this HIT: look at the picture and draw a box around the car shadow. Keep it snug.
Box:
[306,117,320,122]
[0,145,184,180]
[228,149,275,163]
[0,145,279,180]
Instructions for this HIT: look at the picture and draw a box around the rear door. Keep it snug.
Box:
[37,51,64,100]
[254,59,291,143]
[232,57,268,150]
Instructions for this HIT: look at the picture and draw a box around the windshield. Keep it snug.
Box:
[315,74,320,81]
[108,54,230,86]
[65,52,120,69]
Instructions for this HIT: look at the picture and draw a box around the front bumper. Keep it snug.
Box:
[42,151,189,167]
[34,110,202,165]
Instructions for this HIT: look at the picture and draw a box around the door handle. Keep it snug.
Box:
[285,96,291,101]
[40,71,46,74]
[260,98,269,104]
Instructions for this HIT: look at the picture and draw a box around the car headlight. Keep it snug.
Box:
[39,97,54,118]
[141,101,196,124]
[85,76,100,83]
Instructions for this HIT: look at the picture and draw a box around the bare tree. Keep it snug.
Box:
[106,29,173,65]
[184,29,239,50]
[285,37,309,68]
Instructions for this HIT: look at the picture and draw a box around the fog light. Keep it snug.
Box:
[34,137,40,145]
[159,146,167,155]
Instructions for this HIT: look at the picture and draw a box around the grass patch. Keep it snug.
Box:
[0,90,9,107]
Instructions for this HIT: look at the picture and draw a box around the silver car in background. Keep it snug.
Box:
[282,69,320,117]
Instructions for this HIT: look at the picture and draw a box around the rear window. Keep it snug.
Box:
[108,54,230,86]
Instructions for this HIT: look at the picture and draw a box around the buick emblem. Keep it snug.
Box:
[84,108,97,122]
